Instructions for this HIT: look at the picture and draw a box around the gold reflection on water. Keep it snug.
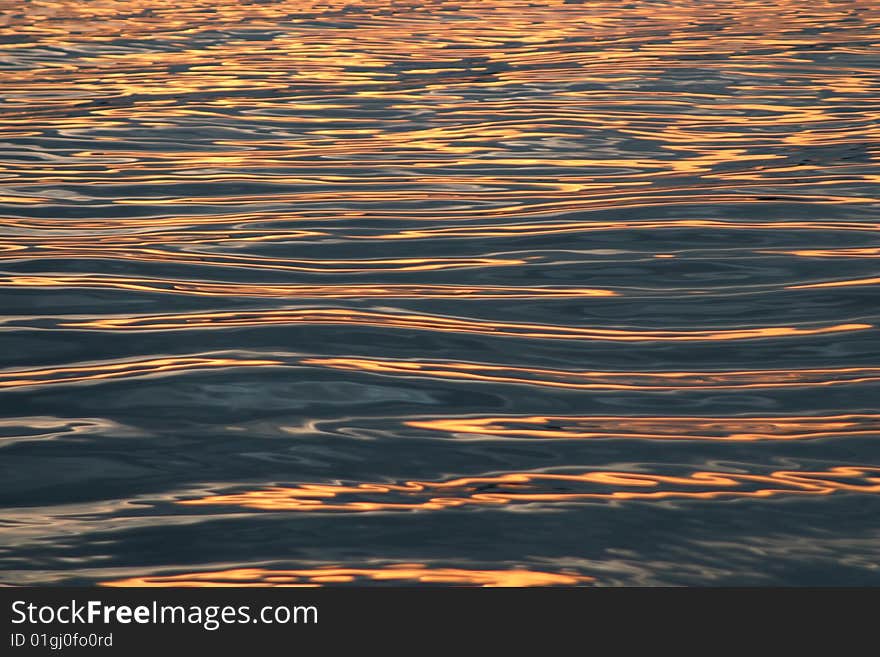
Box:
[370,219,880,242]
[101,565,593,587]
[0,356,280,390]
[179,466,880,512]
[406,414,880,441]
[788,277,880,290]
[3,0,880,586]
[58,309,872,342]
[774,248,880,258]
[10,353,880,392]
[0,249,527,274]
[1,275,616,299]
[2,0,878,260]
[305,357,880,390]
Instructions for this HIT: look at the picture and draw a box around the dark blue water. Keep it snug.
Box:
[1,0,879,586]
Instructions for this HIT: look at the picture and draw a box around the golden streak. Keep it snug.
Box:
[177,466,880,512]
[60,308,873,342]
[101,565,593,588]
[405,414,880,441]
[788,277,880,290]
[369,219,880,241]
[304,357,880,390]
[766,248,880,258]
[1,275,616,299]
[0,249,526,274]
[0,356,281,390]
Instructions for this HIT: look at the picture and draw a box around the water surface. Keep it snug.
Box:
[1,0,880,586]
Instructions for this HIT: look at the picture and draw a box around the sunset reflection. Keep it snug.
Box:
[406,414,880,442]
[102,565,593,587]
[179,467,880,512]
[305,357,880,391]
[2,0,879,588]
[57,309,872,342]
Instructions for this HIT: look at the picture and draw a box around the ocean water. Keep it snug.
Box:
[1,0,879,587]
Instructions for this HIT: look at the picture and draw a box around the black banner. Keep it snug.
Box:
[0,587,873,652]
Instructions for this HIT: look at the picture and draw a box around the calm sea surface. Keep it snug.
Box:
[1,0,879,586]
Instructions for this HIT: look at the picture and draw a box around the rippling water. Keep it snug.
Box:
[1,0,879,587]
